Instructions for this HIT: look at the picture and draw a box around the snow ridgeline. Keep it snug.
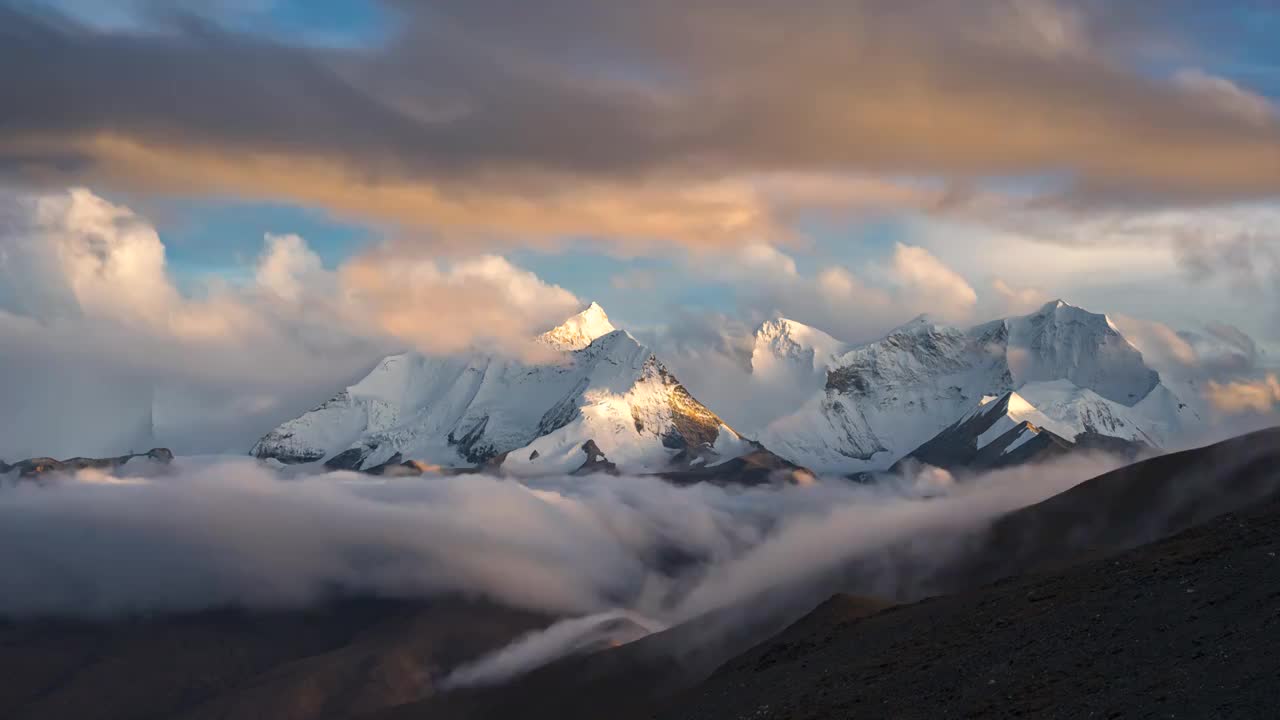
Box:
[252,304,762,477]
[255,299,1202,478]
[750,300,1198,473]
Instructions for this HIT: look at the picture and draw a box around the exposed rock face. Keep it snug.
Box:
[661,442,815,486]
[323,447,378,471]
[664,382,722,451]
[1,448,173,480]
[573,440,619,476]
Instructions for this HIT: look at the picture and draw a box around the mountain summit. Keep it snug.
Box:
[754,301,1198,473]
[254,300,1202,479]
[252,304,765,476]
[538,302,616,351]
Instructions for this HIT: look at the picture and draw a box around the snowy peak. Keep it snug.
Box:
[751,318,848,375]
[895,375,1199,474]
[998,300,1159,406]
[760,299,1196,473]
[251,304,766,477]
[890,313,942,334]
[897,390,1077,472]
[825,318,994,398]
[538,302,617,351]
[961,390,1075,443]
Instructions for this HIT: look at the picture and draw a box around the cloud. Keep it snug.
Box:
[1197,323,1262,369]
[0,187,177,325]
[705,242,976,344]
[254,233,328,303]
[340,249,582,359]
[1205,374,1280,415]
[990,278,1049,315]
[0,450,1135,687]
[442,610,664,690]
[1172,231,1280,339]
[0,187,584,458]
[889,242,978,320]
[648,242,984,433]
[610,269,658,291]
[1128,317,1262,372]
[1173,68,1275,126]
[902,202,1280,351]
[1110,315,1200,369]
[3,1,1280,250]
[1174,231,1280,295]
[0,453,1118,623]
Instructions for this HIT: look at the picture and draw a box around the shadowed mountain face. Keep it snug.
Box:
[669,497,1280,719]
[891,391,1080,473]
[924,426,1280,595]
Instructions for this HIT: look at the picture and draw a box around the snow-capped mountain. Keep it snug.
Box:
[755,300,1199,473]
[252,304,764,476]
[750,318,850,381]
[256,299,1201,479]
[895,391,1084,473]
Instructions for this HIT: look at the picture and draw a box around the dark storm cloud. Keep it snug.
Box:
[2,0,1279,246]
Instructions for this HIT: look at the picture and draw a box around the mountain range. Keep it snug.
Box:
[251,304,776,479]
[252,300,1202,478]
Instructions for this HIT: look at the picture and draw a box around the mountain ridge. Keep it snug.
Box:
[254,300,1202,478]
[754,300,1198,473]
[252,304,777,478]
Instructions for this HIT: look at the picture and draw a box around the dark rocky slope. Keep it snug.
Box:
[671,494,1280,719]
[0,598,551,720]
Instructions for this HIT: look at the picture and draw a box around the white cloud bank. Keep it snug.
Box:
[0,454,1119,621]
[701,240,979,346]
[0,188,584,459]
[0,452,1127,684]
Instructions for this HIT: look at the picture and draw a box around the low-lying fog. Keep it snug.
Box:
[0,453,1126,684]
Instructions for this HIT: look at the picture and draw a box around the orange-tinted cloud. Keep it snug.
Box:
[2,1,1280,249]
[1205,374,1280,415]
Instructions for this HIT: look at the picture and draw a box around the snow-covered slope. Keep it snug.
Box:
[758,301,1199,473]
[252,304,756,475]
[895,391,1076,472]
[537,301,616,351]
[973,300,1159,404]
[750,318,850,380]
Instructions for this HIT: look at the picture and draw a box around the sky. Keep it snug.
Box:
[1,0,1279,457]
